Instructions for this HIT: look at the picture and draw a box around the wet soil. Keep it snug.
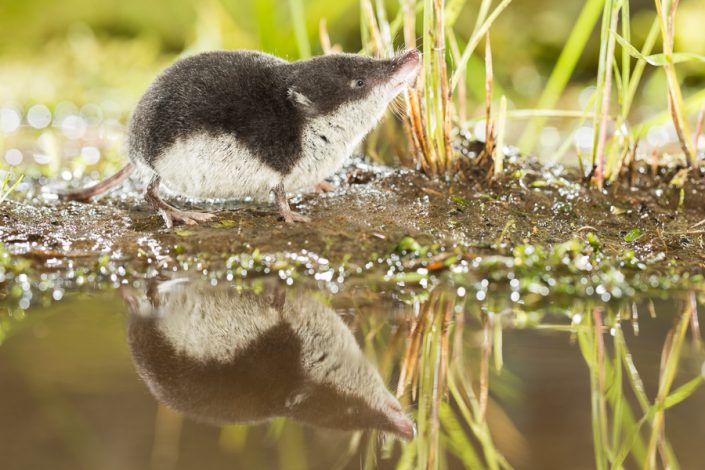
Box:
[2,154,705,302]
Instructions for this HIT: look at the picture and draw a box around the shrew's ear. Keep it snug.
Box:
[288,88,316,114]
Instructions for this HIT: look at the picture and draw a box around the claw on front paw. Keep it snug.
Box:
[313,181,335,193]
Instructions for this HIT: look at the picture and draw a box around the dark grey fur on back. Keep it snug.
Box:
[128,51,401,174]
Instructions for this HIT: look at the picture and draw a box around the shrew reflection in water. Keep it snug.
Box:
[121,279,415,440]
[1,279,705,470]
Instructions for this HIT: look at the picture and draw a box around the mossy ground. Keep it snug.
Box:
[2,153,705,308]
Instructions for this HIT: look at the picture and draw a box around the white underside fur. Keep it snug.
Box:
[152,89,389,200]
[154,134,281,200]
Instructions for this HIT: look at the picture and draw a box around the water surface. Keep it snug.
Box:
[1,279,704,470]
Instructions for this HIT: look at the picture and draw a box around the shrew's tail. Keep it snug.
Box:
[59,163,135,202]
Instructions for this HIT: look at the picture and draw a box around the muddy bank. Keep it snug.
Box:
[2,156,705,306]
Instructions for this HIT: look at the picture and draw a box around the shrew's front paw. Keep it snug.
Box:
[313,181,335,193]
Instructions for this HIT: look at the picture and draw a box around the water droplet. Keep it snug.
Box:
[574,126,594,150]
[646,126,671,148]
[33,152,51,164]
[473,120,486,141]
[27,104,52,129]
[81,146,101,165]
[578,86,596,109]
[61,115,87,140]
[0,107,21,134]
[4,148,23,165]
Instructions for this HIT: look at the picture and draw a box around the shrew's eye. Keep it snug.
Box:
[354,79,365,88]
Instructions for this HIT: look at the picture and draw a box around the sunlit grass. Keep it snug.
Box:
[304,288,702,469]
[355,0,705,186]
[288,0,312,58]
[513,0,704,186]
[362,0,512,176]
[590,0,620,190]
[0,173,23,204]
[517,0,605,154]
[573,296,704,470]
[264,279,703,470]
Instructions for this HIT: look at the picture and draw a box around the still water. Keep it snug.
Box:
[1,278,704,470]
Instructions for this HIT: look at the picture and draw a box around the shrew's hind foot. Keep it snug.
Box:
[273,183,310,224]
[145,177,216,229]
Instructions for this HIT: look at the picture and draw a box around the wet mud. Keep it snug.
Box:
[2,154,705,303]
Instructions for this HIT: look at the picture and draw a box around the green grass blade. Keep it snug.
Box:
[439,403,486,470]
[620,0,631,100]
[610,32,705,67]
[450,0,513,92]
[518,0,605,153]
[613,31,648,63]
[663,376,704,409]
[0,174,23,204]
[590,0,620,188]
[445,0,468,28]
[646,52,705,66]
[622,17,659,121]
[288,0,311,58]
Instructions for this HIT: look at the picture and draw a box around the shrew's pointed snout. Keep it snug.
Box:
[397,49,422,68]
[388,407,416,440]
[383,395,417,440]
[391,49,422,91]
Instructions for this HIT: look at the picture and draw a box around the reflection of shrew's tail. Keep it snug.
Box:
[59,163,135,202]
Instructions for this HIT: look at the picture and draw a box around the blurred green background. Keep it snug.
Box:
[2,0,704,110]
[0,0,704,172]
